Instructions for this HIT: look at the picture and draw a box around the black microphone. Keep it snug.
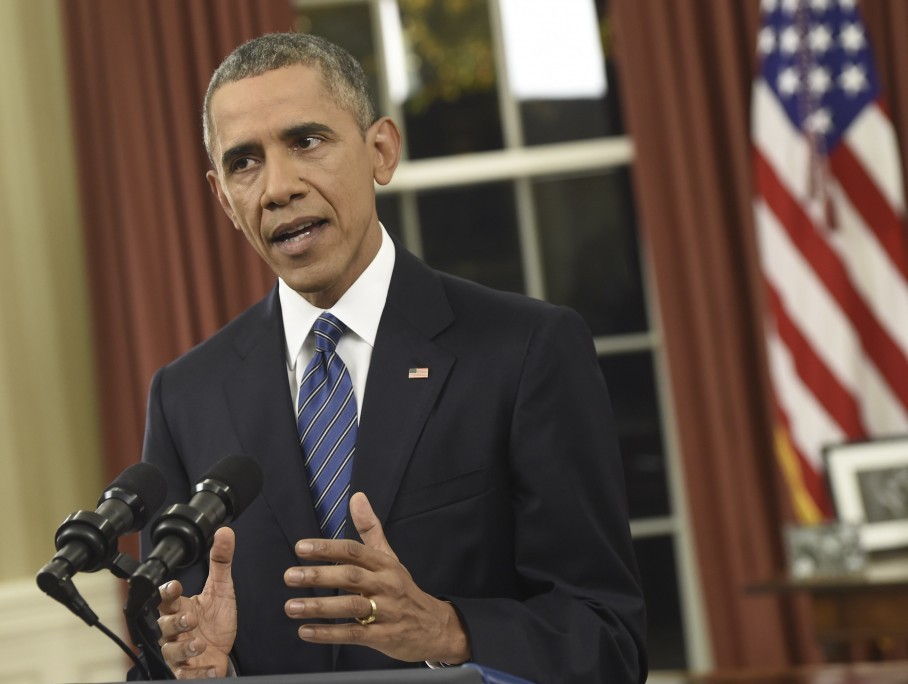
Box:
[36,462,167,614]
[128,453,263,602]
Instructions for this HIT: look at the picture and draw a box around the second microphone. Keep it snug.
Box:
[128,453,263,604]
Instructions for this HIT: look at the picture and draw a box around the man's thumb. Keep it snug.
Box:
[350,492,397,560]
[208,526,235,584]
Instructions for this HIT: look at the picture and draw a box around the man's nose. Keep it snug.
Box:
[261,154,308,209]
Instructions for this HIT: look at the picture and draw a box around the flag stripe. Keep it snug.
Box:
[755,151,908,415]
[752,82,810,198]
[845,105,907,214]
[766,327,844,471]
[757,195,908,431]
[830,141,908,281]
[765,281,867,439]
[826,178,908,365]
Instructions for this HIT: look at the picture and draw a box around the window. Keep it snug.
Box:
[295,0,709,670]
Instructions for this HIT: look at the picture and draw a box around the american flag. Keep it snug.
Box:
[752,0,908,521]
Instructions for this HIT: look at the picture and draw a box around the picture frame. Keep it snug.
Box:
[824,436,908,553]
[784,521,865,578]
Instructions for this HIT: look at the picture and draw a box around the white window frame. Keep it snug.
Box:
[296,0,712,670]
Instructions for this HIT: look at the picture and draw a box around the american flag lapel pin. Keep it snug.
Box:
[408,367,429,379]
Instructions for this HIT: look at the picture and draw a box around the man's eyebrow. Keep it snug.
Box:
[280,122,336,141]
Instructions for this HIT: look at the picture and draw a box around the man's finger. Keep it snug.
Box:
[174,666,218,681]
[207,526,236,589]
[158,580,184,614]
[284,593,373,621]
[158,611,195,640]
[160,636,207,665]
[349,492,398,560]
[285,560,374,594]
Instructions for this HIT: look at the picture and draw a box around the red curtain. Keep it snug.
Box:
[862,2,908,180]
[611,0,908,668]
[61,1,295,483]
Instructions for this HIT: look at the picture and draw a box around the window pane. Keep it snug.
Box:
[500,0,624,145]
[397,0,504,158]
[633,535,688,669]
[534,168,647,336]
[599,352,670,519]
[376,193,403,242]
[416,182,523,293]
[295,3,381,103]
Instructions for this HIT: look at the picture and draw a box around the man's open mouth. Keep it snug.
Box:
[273,219,328,244]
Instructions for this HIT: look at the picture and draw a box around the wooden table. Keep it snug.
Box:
[749,556,908,661]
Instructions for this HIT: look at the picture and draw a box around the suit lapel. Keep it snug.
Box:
[352,246,455,527]
[223,288,321,550]
[220,246,456,545]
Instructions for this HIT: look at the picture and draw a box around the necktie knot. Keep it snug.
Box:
[312,312,346,353]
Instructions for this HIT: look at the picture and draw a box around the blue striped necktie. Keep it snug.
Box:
[297,312,357,539]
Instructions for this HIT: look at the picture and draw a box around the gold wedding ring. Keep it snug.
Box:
[356,597,378,625]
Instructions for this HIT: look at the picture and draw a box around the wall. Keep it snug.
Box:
[0,0,102,577]
[0,574,129,683]
[0,1,113,679]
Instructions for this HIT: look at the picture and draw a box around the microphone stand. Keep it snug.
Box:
[112,553,175,680]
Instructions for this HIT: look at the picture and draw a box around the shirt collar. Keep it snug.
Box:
[278,224,396,370]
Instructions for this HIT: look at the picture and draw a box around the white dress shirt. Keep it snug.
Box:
[279,225,395,416]
[278,227,458,669]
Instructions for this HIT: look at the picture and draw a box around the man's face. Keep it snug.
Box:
[206,64,399,308]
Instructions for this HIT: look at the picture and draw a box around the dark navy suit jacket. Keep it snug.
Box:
[141,243,647,683]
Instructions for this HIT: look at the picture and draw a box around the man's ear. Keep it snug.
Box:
[369,117,402,186]
[206,169,239,229]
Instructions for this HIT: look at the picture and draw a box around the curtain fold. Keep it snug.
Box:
[862,2,908,184]
[61,1,295,484]
[612,0,908,667]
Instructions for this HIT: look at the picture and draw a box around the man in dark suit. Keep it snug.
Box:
[145,32,646,683]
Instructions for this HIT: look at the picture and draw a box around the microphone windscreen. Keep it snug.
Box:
[103,462,168,525]
[203,454,263,516]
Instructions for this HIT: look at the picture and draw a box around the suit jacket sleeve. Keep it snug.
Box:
[445,306,647,684]
[140,368,207,597]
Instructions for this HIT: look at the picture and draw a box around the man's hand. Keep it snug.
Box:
[284,492,471,664]
[156,526,238,679]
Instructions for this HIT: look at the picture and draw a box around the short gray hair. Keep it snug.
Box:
[203,32,376,164]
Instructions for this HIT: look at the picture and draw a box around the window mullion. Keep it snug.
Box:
[370,0,424,257]
[486,0,545,299]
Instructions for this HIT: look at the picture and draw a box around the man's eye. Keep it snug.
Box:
[293,137,322,151]
[229,158,255,173]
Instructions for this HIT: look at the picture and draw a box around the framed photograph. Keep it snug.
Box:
[824,436,908,552]
[784,522,865,578]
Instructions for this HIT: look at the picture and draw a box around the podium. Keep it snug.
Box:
[94,664,531,684]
